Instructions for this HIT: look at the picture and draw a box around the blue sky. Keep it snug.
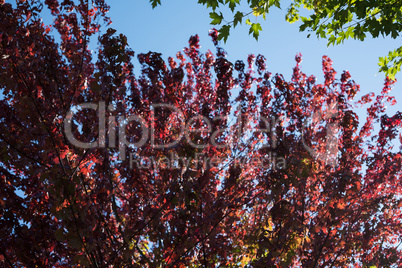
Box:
[106,0,401,114]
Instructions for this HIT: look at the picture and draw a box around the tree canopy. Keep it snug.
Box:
[1,0,402,267]
[150,0,402,79]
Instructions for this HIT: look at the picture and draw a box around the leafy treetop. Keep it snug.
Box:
[150,0,402,79]
[1,0,402,266]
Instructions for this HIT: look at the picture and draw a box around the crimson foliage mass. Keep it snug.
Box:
[0,1,402,267]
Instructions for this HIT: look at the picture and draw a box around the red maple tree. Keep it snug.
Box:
[1,1,401,267]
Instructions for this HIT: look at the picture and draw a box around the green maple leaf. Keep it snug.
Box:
[233,11,243,27]
[249,22,262,40]
[227,0,240,12]
[210,12,224,25]
[218,24,231,42]
[149,0,161,9]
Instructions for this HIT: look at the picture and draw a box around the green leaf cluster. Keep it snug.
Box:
[187,0,402,77]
